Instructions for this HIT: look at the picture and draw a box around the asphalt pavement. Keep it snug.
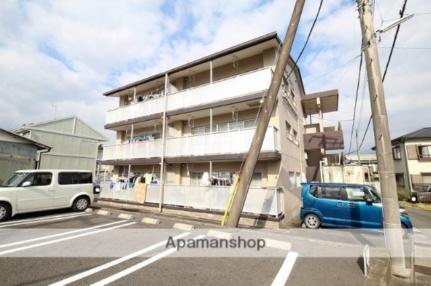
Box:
[0,208,366,286]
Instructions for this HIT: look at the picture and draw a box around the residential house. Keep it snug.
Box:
[14,117,106,173]
[0,129,50,183]
[100,32,344,224]
[391,127,431,192]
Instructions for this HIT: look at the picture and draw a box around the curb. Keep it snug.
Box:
[141,217,161,225]
[96,210,111,216]
[173,223,195,231]
[118,213,134,220]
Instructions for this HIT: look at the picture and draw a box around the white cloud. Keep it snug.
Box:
[0,0,430,154]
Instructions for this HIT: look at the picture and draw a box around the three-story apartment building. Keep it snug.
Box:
[101,32,344,225]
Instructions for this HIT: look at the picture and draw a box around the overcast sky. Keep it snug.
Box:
[0,0,430,154]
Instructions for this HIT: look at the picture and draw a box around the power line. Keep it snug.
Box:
[348,52,363,154]
[380,46,431,50]
[286,0,323,79]
[357,0,408,152]
[241,0,324,174]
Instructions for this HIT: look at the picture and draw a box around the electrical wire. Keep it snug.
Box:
[239,0,324,174]
[347,52,363,154]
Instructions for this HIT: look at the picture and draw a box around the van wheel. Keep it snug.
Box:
[0,203,11,222]
[72,197,89,212]
[304,214,321,229]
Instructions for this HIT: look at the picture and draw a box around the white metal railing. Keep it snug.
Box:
[99,182,281,216]
[105,67,273,125]
[102,126,279,161]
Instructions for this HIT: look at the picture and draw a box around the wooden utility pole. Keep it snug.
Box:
[225,0,305,227]
[357,0,407,276]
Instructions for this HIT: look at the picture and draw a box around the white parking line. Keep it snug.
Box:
[0,213,91,228]
[0,220,127,249]
[271,251,298,286]
[90,234,206,286]
[48,232,191,286]
[0,221,135,256]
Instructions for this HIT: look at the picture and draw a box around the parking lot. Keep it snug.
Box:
[0,208,372,286]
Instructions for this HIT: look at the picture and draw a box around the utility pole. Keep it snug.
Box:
[357,0,407,276]
[225,0,305,227]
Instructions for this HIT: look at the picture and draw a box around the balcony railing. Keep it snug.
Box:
[105,67,273,126]
[103,126,279,161]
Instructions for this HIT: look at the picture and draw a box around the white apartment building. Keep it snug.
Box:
[101,32,344,225]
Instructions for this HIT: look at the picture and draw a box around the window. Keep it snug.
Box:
[310,186,347,200]
[250,172,262,188]
[345,187,367,201]
[80,173,93,184]
[190,172,203,186]
[22,173,52,187]
[285,121,292,140]
[418,145,431,159]
[392,146,401,160]
[59,172,92,185]
[191,126,206,135]
[292,129,298,144]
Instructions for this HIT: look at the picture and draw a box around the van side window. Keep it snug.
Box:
[22,173,52,187]
[346,187,366,201]
[311,186,346,200]
[79,173,93,184]
[59,172,92,185]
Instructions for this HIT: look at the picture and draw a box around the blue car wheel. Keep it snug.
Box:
[304,213,321,229]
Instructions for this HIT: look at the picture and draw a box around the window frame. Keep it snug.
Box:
[58,172,93,185]
[20,172,53,187]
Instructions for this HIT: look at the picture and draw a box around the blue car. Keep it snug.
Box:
[300,183,413,229]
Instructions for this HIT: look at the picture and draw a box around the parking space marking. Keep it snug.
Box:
[90,234,206,286]
[0,221,135,256]
[173,223,194,231]
[0,220,127,249]
[271,251,298,286]
[48,232,191,286]
[0,213,91,228]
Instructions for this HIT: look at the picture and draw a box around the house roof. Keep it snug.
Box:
[13,116,107,142]
[0,129,50,150]
[392,127,431,144]
[103,31,305,97]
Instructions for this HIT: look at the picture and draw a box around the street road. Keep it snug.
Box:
[0,208,366,286]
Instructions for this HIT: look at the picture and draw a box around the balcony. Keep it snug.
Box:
[105,67,273,128]
[102,127,279,163]
[303,124,344,151]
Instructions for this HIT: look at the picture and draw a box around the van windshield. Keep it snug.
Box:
[2,173,30,187]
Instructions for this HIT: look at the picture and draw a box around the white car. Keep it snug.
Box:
[0,170,96,221]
